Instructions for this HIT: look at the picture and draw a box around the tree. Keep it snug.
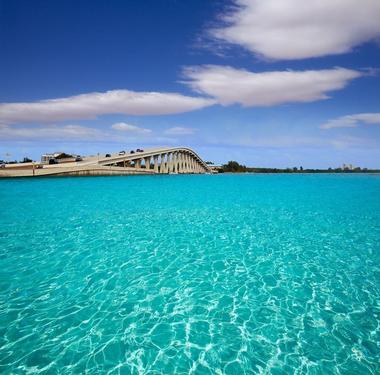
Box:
[221,161,248,173]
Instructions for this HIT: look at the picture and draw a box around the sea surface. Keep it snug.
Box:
[0,174,379,374]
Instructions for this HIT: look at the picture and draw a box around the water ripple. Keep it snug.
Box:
[0,175,379,374]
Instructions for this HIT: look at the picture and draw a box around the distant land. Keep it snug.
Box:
[215,161,380,174]
[1,157,379,175]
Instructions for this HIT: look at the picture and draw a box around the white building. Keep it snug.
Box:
[41,152,78,164]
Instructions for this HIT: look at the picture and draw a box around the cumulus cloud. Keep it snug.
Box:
[111,122,152,134]
[183,65,362,106]
[320,113,380,129]
[164,126,196,135]
[210,0,380,60]
[0,89,216,124]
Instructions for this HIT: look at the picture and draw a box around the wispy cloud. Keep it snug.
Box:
[183,65,362,107]
[164,126,196,135]
[320,113,380,129]
[0,123,178,145]
[111,122,152,134]
[0,124,107,141]
[209,0,380,60]
[0,89,216,124]
[203,133,376,150]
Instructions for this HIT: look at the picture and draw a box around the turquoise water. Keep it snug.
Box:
[0,174,379,374]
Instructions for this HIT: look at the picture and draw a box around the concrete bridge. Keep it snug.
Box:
[0,147,212,177]
[96,147,210,174]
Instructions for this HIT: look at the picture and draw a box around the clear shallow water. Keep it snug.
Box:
[0,174,379,374]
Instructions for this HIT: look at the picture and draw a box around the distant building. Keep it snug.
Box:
[41,152,78,164]
[208,165,222,173]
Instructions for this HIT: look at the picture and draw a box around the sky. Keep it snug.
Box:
[1,0,380,168]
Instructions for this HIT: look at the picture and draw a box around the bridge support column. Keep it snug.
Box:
[170,152,174,174]
[182,153,186,173]
[185,154,190,173]
[164,153,168,173]
[154,156,159,173]
[178,153,183,173]
[181,153,185,173]
[165,153,169,173]
[182,154,186,173]
[176,152,180,173]
[174,153,178,174]
[173,152,177,173]
[173,152,178,174]
[159,154,165,173]
[144,156,151,170]
[134,159,141,169]
[177,152,182,173]
[168,152,173,173]
[166,153,170,173]
[180,153,184,173]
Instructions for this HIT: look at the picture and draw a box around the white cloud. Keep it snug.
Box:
[164,126,196,135]
[0,124,108,140]
[111,122,152,134]
[204,132,376,150]
[320,113,380,129]
[183,65,362,107]
[0,123,179,145]
[210,0,380,60]
[0,89,216,124]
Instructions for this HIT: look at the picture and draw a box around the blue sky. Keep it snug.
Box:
[1,0,380,168]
